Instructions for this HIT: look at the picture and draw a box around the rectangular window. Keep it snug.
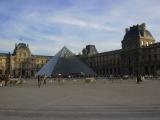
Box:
[154,55,157,61]
[146,42,149,46]
[141,41,144,45]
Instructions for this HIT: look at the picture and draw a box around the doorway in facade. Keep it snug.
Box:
[22,69,25,77]
[129,67,133,75]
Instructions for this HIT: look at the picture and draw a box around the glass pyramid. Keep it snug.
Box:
[36,46,95,77]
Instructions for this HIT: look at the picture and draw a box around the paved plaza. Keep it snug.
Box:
[0,78,160,120]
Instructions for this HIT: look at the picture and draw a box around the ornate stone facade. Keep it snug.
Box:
[0,43,51,77]
[83,23,160,76]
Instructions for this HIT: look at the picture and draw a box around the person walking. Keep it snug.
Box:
[37,75,41,88]
[136,74,141,84]
[43,75,47,85]
[4,75,10,86]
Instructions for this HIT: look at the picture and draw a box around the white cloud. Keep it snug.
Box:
[50,17,87,26]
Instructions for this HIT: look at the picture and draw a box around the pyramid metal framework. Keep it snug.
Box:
[36,46,95,77]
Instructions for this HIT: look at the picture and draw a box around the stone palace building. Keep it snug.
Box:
[82,23,160,76]
[0,43,51,77]
[0,23,160,77]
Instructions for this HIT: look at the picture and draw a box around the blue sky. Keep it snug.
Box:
[0,0,160,55]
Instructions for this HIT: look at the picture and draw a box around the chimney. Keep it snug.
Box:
[141,23,146,30]
[125,28,129,33]
[15,43,17,48]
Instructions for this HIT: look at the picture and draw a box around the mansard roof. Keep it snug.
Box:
[123,23,154,40]
[0,53,9,57]
[13,43,30,55]
[32,55,53,58]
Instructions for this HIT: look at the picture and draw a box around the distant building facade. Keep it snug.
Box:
[0,43,51,77]
[82,23,160,76]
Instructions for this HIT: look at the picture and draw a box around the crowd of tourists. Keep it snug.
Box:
[37,75,47,88]
[0,75,23,87]
[1,73,145,88]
